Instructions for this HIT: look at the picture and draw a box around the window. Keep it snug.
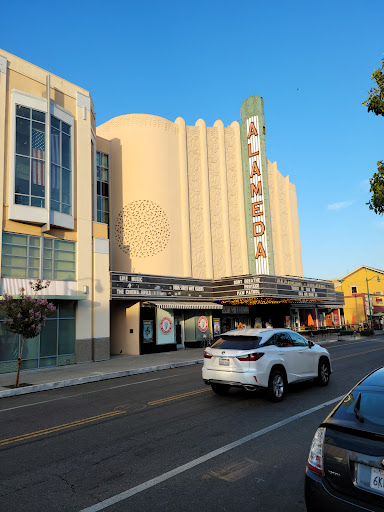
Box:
[15,105,46,208]
[51,115,72,215]
[43,238,75,280]
[10,91,74,229]
[211,335,263,350]
[289,332,309,347]
[96,151,109,224]
[1,232,40,278]
[332,390,384,427]
[275,333,293,347]
[1,232,75,281]
[351,286,358,294]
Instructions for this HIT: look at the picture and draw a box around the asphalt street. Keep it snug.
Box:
[0,336,384,512]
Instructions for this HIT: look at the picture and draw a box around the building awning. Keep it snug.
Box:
[145,301,223,310]
[373,312,384,317]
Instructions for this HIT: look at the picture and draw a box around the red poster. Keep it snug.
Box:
[333,310,340,326]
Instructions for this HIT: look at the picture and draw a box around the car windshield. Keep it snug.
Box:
[332,390,384,428]
[211,335,263,350]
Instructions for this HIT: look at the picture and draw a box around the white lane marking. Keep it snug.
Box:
[79,394,344,512]
[327,339,384,350]
[0,372,197,413]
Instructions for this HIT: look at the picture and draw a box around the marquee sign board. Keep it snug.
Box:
[111,272,343,305]
[247,115,270,274]
[111,273,212,300]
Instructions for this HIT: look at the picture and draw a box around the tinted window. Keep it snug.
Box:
[289,332,309,347]
[332,390,384,427]
[212,335,262,350]
[275,333,293,347]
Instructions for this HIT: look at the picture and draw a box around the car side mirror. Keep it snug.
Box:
[309,341,314,348]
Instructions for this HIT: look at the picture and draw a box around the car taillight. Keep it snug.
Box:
[237,353,264,361]
[204,350,212,359]
[307,427,326,476]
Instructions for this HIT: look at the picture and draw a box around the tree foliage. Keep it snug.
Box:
[367,161,384,215]
[363,57,384,214]
[0,290,55,339]
[0,280,55,386]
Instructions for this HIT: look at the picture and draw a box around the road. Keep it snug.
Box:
[0,336,384,512]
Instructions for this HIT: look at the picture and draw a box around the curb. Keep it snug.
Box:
[0,359,204,399]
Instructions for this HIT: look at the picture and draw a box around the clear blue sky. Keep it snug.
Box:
[2,0,383,280]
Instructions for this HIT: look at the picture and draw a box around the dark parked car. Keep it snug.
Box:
[305,367,384,511]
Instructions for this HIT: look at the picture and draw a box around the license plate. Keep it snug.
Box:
[370,467,384,494]
[219,358,230,366]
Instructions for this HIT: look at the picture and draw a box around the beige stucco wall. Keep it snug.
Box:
[110,301,140,355]
[267,159,303,277]
[97,114,185,277]
[97,115,250,280]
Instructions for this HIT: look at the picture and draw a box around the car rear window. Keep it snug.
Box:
[211,335,263,350]
[332,390,384,427]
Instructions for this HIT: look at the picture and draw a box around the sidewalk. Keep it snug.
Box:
[0,332,380,399]
[0,349,204,399]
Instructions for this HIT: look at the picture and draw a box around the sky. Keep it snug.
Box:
[2,0,383,280]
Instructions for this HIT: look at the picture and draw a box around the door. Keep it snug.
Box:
[175,316,183,347]
[289,332,317,376]
[275,332,301,381]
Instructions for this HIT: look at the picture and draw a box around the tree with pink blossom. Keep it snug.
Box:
[0,280,56,387]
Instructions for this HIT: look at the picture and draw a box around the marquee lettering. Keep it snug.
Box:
[250,181,262,197]
[250,160,260,177]
[247,122,258,138]
[247,115,269,270]
[252,201,263,216]
[253,221,265,237]
[248,144,259,158]
[255,241,266,259]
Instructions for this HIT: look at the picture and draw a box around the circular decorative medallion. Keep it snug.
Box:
[198,316,208,332]
[115,200,170,258]
[160,317,172,334]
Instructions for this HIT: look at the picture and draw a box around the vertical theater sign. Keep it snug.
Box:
[247,115,269,274]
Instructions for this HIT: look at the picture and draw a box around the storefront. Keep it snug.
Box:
[0,299,82,373]
[111,272,344,354]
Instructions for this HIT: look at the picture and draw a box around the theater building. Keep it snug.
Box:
[0,49,343,371]
[98,98,343,354]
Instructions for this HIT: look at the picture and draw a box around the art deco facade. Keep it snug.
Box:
[97,99,303,281]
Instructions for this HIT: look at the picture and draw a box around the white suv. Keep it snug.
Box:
[202,328,332,401]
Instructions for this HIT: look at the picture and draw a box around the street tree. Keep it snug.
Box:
[363,56,384,214]
[0,280,56,387]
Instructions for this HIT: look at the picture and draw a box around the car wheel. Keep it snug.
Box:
[318,358,330,386]
[211,383,230,395]
[267,369,286,402]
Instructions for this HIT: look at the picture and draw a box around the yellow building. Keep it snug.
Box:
[0,49,110,373]
[334,266,384,329]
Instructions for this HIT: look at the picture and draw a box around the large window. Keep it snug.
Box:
[43,238,75,281]
[15,105,46,208]
[96,151,109,224]
[1,233,40,278]
[0,302,76,369]
[10,91,74,229]
[51,115,72,215]
[1,233,75,281]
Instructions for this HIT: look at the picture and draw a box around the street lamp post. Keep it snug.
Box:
[366,275,381,329]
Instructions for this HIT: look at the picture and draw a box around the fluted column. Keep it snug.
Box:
[214,120,232,276]
[196,119,213,279]
[175,117,192,277]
